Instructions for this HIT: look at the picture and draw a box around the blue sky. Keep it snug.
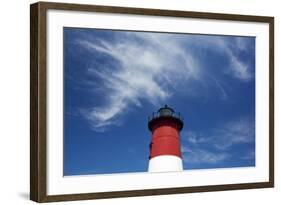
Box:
[63,27,255,176]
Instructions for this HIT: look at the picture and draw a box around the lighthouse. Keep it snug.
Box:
[148,105,184,172]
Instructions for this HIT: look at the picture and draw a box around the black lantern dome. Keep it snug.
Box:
[148,105,184,131]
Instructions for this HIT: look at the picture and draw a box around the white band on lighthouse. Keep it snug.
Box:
[148,155,183,172]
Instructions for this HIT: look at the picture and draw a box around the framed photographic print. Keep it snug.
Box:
[30,1,274,202]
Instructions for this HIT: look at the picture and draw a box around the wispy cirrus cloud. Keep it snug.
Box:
[77,32,200,130]
[182,130,209,145]
[74,31,254,131]
[182,147,230,165]
[186,35,255,81]
[213,117,255,150]
[181,131,230,165]
[181,117,255,166]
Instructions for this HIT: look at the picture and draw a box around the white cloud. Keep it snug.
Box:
[213,117,255,150]
[75,32,254,130]
[181,130,230,165]
[77,33,201,130]
[209,76,228,100]
[182,147,230,165]
[180,117,254,165]
[182,131,208,144]
[224,37,254,81]
[185,35,254,81]
[182,117,255,150]
[228,54,252,81]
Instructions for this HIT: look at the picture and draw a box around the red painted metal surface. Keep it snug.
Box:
[149,119,182,158]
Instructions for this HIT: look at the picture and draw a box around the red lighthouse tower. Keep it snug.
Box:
[148,105,184,172]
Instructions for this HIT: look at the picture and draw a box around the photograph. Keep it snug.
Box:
[30,2,274,202]
[63,28,256,176]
